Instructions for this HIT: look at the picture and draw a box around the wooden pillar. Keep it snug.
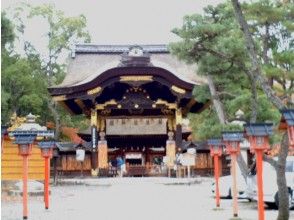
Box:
[175,108,182,149]
[90,109,98,176]
[166,132,176,175]
[219,156,223,177]
[98,131,108,170]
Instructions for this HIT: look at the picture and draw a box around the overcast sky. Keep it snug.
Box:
[2,0,225,61]
[3,0,225,43]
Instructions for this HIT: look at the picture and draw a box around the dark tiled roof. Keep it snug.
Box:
[244,123,273,136]
[281,109,294,126]
[14,134,36,144]
[181,141,208,151]
[10,130,54,137]
[207,139,223,146]
[222,131,244,141]
[55,142,92,152]
[74,44,169,54]
[38,141,55,149]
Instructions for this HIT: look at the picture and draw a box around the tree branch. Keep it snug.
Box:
[263,155,278,169]
[231,0,285,110]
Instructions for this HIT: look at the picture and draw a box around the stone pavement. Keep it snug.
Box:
[2,177,294,220]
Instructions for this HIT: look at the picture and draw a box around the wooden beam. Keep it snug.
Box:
[58,101,75,115]
[182,99,197,116]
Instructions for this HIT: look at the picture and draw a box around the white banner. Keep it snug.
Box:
[125,153,142,159]
[106,118,167,135]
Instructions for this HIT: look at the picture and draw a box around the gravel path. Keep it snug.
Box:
[2,177,293,220]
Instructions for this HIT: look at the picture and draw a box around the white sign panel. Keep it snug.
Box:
[163,156,168,164]
[181,153,195,166]
[187,148,196,155]
[76,149,85,161]
[125,153,142,159]
[106,118,167,135]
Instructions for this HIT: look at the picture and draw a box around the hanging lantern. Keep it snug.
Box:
[38,141,55,158]
[14,134,36,156]
[222,132,243,154]
[207,139,223,156]
[244,123,273,153]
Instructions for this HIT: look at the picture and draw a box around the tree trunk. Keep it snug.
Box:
[262,23,274,87]
[277,133,289,220]
[48,99,60,140]
[231,1,289,219]
[249,75,258,123]
[231,0,285,110]
[207,75,227,124]
[207,74,249,180]
[237,154,249,180]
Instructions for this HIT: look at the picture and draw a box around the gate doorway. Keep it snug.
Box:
[125,152,143,165]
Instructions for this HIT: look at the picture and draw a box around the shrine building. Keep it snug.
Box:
[48,44,210,176]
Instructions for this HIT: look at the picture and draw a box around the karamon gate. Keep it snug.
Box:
[48,44,209,176]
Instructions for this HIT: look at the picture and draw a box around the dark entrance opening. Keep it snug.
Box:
[126,158,142,165]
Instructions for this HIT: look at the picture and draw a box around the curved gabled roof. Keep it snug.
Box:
[50,44,206,90]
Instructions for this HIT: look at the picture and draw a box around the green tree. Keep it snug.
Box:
[1,13,49,124]
[2,5,91,135]
[231,0,293,218]
[1,12,15,49]
[7,3,91,138]
[171,1,293,218]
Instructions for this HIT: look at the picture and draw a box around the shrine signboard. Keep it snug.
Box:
[106,118,167,135]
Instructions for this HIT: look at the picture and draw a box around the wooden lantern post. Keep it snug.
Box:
[207,138,223,208]
[244,123,273,220]
[9,133,36,219]
[280,109,294,148]
[222,131,243,218]
[38,141,55,210]
[166,131,176,177]
[8,114,54,219]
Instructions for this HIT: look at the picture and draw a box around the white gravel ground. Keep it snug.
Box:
[2,177,294,220]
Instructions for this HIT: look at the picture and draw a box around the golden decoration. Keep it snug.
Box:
[95,99,117,110]
[120,75,153,82]
[87,86,102,95]
[175,108,183,125]
[91,109,97,126]
[171,85,186,94]
[167,116,174,131]
[155,99,177,109]
[100,118,106,131]
[52,95,67,101]
[7,113,26,132]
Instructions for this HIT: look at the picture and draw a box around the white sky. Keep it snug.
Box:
[2,0,225,43]
[2,0,224,60]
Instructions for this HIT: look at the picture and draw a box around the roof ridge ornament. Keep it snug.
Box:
[120,45,151,67]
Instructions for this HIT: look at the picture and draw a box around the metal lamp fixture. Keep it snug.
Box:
[222,132,243,154]
[207,139,223,157]
[280,109,294,148]
[244,123,273,153]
